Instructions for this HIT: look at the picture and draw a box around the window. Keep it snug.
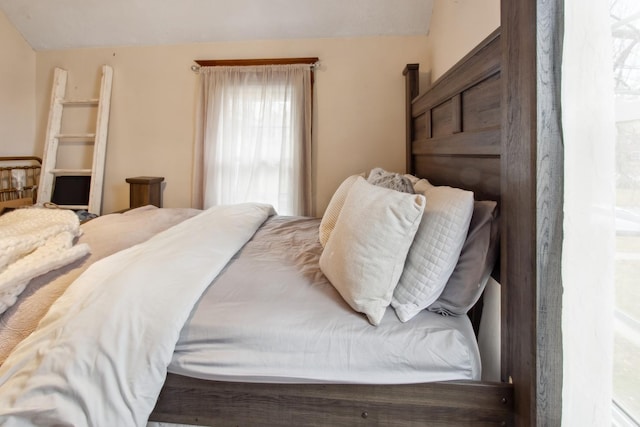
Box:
[193,62,314,216]
[611,0,640,424]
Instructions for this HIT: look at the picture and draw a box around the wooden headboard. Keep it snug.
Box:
[404,29,501,204]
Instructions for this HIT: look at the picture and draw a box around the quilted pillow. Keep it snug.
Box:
[367,167,415,193]
[428,200,499,315]
[319,177,425,326]
[391,178,474,322]
[318,174,360,247]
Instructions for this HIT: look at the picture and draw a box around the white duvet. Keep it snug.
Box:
[0,203,274,427]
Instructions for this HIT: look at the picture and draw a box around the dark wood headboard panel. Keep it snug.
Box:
[404,29,501,203]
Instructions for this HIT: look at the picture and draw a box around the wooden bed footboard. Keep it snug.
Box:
[0,156,42,214]
[150,373,514,426]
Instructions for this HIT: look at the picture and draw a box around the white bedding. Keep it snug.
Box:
[0,203,274,427]
[0,207,482,426]
[0,206,201,366]
[170,216,481,384]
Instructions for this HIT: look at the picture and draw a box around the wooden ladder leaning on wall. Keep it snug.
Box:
[37,65,113,215]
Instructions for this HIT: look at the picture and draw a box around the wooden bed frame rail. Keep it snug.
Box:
[151,375,513,426]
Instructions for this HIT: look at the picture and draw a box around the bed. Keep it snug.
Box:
[0,156,41,214]
[0,13,558,424]
[153,28,512,426]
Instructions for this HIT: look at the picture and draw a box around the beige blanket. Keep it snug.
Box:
[0,206,200,365]
[0,208,89,315]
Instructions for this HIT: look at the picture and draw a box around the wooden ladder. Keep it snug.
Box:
[37,65,113,214]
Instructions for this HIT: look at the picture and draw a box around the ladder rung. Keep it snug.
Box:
[54,204,89,210]
[51,169,92,176]
[55,133,96,140]
[60,99,100,106]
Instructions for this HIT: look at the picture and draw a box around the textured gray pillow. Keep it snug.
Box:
[428,200,500,316]
[367,168,415,194]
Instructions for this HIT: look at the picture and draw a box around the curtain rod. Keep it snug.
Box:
[190,57,320,73]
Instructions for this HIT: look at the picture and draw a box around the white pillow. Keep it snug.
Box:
[318,174,360,247]
[391,178,474,322]
[319,177,425,326]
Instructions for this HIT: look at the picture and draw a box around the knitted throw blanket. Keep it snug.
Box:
[0,208,90,315]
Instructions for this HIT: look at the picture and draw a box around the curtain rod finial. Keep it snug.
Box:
[191,64,200,73]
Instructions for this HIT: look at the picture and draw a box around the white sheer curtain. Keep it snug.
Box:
[562,0,617,425]
[192,64,312,216]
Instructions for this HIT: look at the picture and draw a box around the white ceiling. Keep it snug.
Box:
[0,0,433,51]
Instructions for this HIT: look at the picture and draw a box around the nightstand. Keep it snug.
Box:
[125,176,164,209]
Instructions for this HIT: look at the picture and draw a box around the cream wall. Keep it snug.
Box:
[11,0,499,216]
[0,10,36,156]
[426,0,500,83]
[35,36,430,215]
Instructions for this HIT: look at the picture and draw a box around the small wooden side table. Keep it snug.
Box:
[125,176,164,209]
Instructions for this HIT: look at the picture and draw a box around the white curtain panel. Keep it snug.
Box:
[561,0,617,425]
[193,64,312,216]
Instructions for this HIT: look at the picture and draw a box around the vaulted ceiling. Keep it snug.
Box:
[0,0,433,51]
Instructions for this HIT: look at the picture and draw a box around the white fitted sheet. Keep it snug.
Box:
[169,216,481,384]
